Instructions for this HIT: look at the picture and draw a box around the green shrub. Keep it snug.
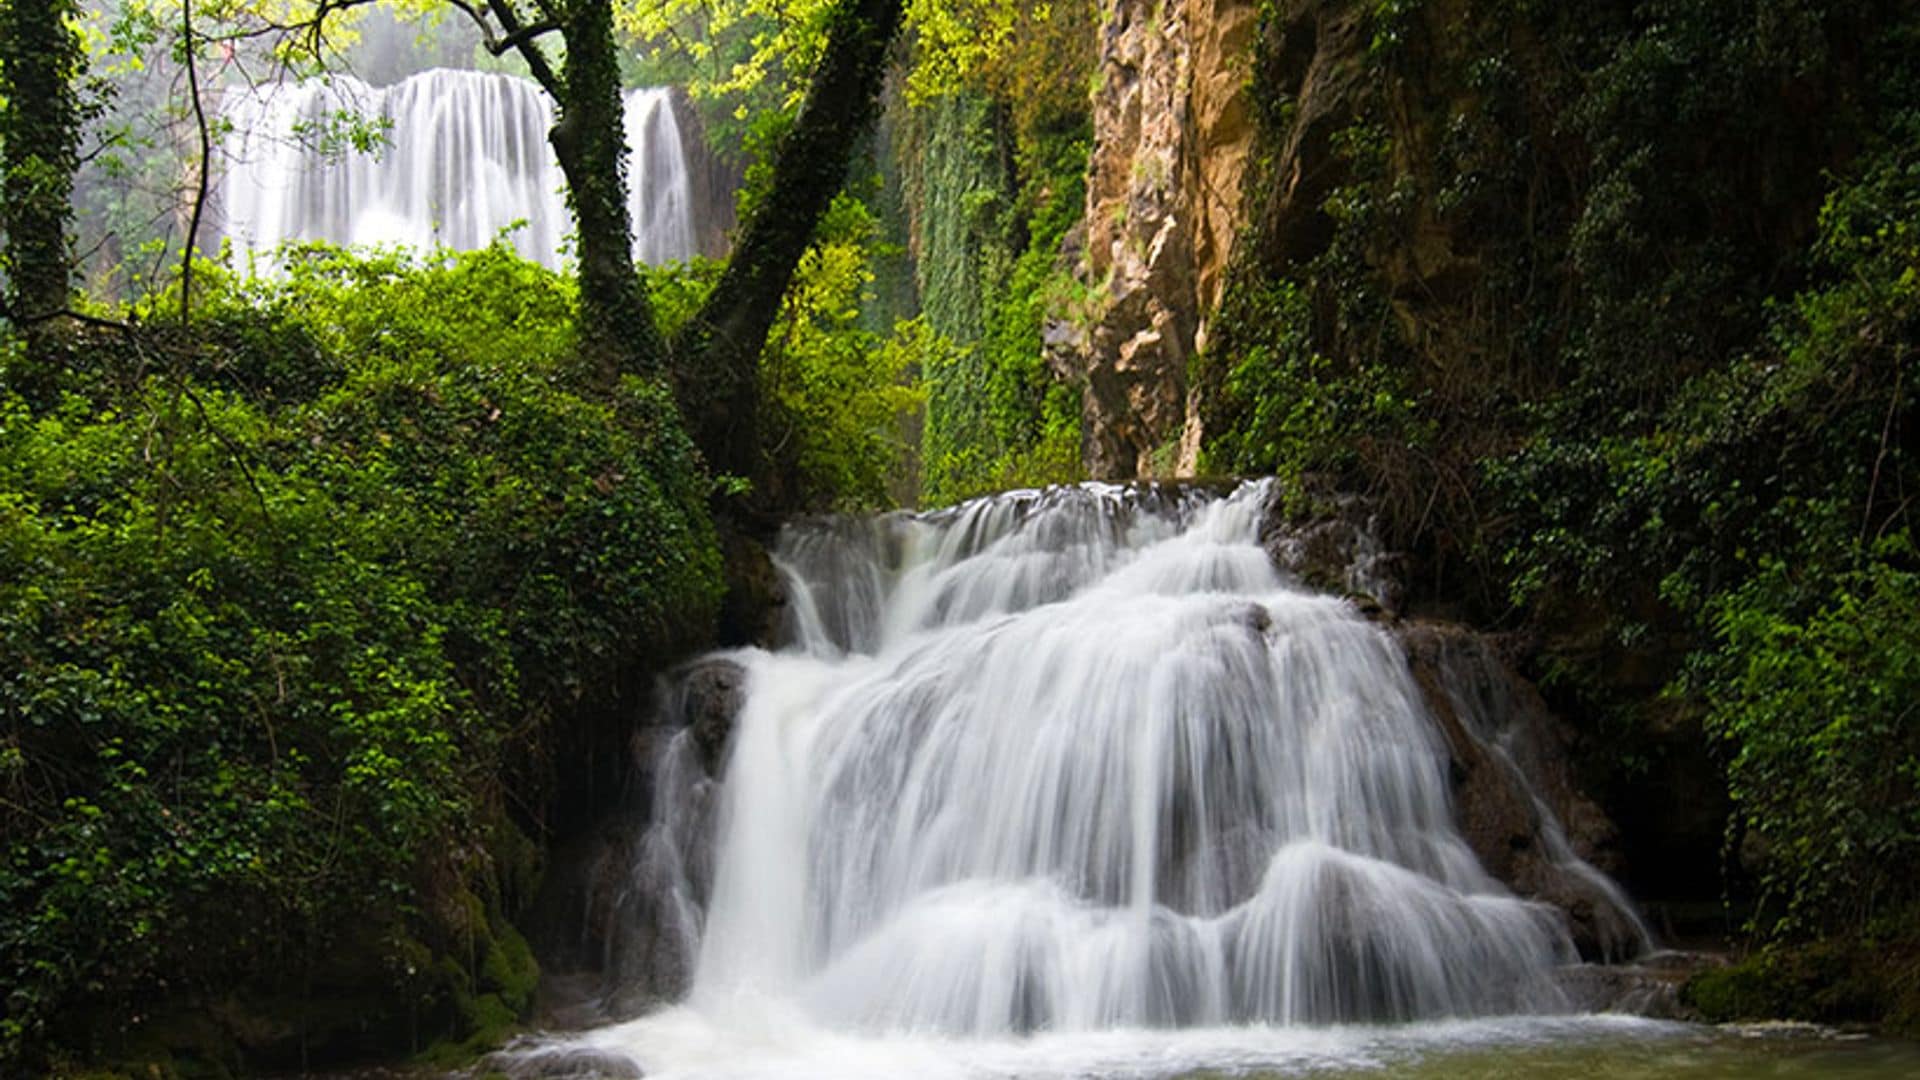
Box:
[0,244,721,1070]
[756,194,924,508]
[1694,548,1920,933]
[1205,0,1919,942]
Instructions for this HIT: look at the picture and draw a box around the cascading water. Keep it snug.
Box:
[218,69,696,269]
[513,480,1656,1078]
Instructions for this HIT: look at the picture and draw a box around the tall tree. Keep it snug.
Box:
[0,0,85,338]
[452,0,906,484]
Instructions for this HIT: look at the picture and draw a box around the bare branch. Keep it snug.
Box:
[487,17,562,57]
[446,0,562,97]
[180,0,213,324]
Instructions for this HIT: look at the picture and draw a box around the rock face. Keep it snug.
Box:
[1068,0,1259,479]
[1259,482,1406,616]
[1398,622,1652,962]
[1557,951,1727,1020]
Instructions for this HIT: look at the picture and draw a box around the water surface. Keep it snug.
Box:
[508,1012,1920,1080]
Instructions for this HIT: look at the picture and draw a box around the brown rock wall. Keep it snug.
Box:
[1073,0,1258,479]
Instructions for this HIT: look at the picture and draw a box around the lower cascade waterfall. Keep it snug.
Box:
[527,480,1649,1075]
[219,69,697,269]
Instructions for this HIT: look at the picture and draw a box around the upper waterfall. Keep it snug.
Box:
[218,69,698,269]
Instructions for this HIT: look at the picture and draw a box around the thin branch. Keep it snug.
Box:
[487,17,562,57]
[75,127,130,168]
[177,377,277,532]
[181,0,213,325]
[446,0,562,97]
[302,0,384,63]
[1861,363,1903,546]
[3,300,135,333]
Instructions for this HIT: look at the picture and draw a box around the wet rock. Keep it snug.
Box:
[1399,620,1651,963]
[524,657,736,1026]
[672,657,746,775]
[1557,951,1727,1019]
[716,523,785,649]
[1258,484,1405,615]
[483,1042,645,1078]
[1249,481,1646,963]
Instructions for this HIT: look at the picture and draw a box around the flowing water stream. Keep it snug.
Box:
[699,481,1571,1031]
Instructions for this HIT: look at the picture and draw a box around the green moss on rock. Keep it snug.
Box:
[1683,931,1920,1037]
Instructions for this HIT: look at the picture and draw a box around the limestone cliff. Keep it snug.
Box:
[1064,0,1258,479]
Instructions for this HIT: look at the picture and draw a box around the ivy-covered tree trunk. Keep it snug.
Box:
[550,0,669,377]
[0,0,83,335]
[669,0,907,486]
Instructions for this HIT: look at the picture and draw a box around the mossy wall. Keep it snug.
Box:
[1199,0,1920,947]
[878,0,1097,506]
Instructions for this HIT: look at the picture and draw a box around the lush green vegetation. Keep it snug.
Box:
[0,0,1022,1073]
[1683,932,1920,1033]
[897,1,1095,503]
[8,0,1919,1069]
[646,195,926,510]
[627,0,1098,506]
[1202,0,1919,979]
[0,247,723,1072]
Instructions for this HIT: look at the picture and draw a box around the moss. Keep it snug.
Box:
[1683,931,1920,1036]
[414,877,542,1069]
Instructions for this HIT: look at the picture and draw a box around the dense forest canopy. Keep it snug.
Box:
[2,0,1917,1073]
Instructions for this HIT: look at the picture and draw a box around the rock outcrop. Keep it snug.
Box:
[1066,0,1259,479]
[1399,622,1652,962]
[523,658,742,1023]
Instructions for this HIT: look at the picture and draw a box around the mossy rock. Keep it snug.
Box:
[1683,932,1920,1036]
[415,888,542,1069]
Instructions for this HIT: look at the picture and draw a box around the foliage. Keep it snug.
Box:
[904,49,1092,505]
[619,0,1096,508]
[1682,930,1920,1036]
[1204,0,1919,933]
[753,193,924,508]
[0,244,721,1071]
[616,0,1084,126]
[646,196,923,510]
[1695,547,1920,932]
[0,0,88,327]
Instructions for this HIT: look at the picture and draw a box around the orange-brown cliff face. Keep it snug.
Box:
[1067,0,1258,479]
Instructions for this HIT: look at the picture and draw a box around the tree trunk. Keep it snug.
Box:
[0,0,83,339]
[427,0,904,493]
[669,0,907,487]
[550,0,668,379]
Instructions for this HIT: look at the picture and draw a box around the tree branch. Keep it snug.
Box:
[486,17,561,57]
[669,0,907,481]
[180,0,212,324]
[443,0,562,97]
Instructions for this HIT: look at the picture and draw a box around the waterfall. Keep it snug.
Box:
[513,480,1650,1078]
[218,70,698,269]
